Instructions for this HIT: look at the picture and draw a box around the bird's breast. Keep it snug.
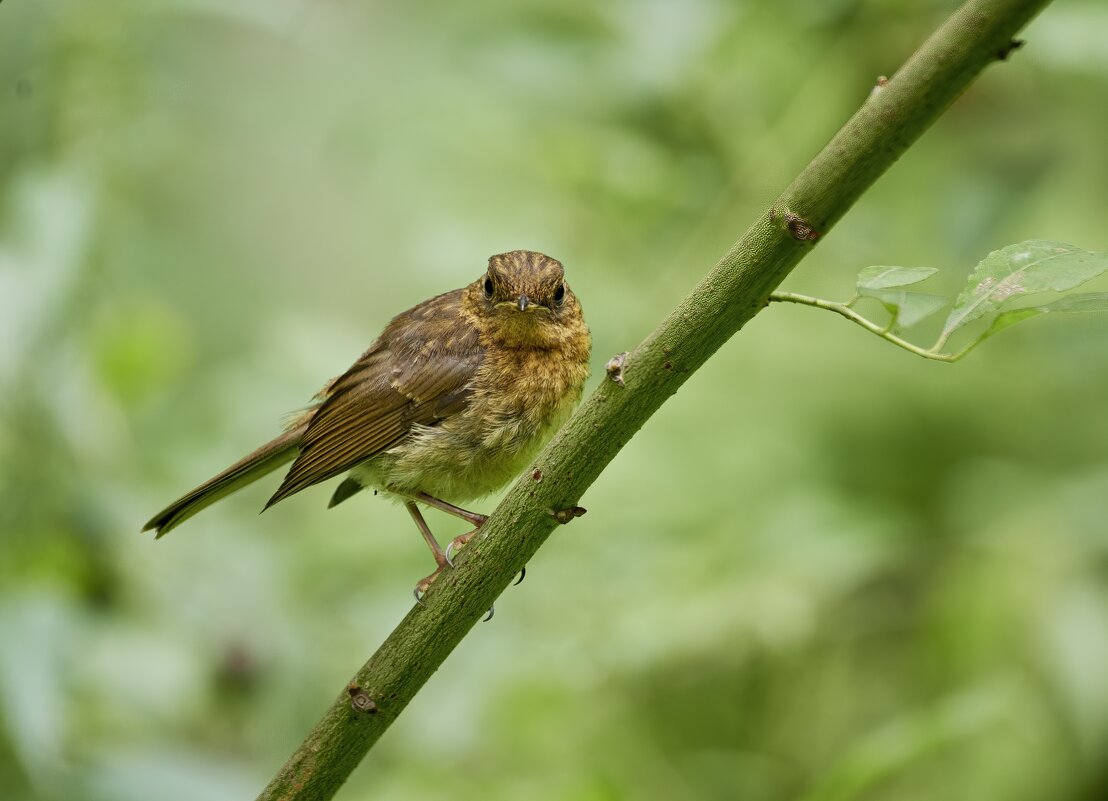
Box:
[369,341,589,503]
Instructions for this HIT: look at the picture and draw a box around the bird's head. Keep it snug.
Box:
[466,250,586,348]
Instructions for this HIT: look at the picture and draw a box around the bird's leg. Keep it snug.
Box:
[405,501,450,603]
[407,491,488,565]
[404,492,522,605]
[412,492,487,527]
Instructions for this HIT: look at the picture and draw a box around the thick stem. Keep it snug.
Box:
[259,1,1051,798]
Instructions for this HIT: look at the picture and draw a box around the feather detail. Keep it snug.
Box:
[265,289,484,508]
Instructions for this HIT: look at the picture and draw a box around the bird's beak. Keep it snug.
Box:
[517,294,530,312]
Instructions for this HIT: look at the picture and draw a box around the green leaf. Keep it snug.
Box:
[972,292,1108,347]
[861,289,948,330]
[1044,292,1108,313]
[856,266,938,291]
[941,240,1108,340]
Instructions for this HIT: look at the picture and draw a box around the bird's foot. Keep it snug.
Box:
[414,526,516,619]
[444,529,479,566]
[443,532,526,584]
[412,564,494,622]
[413,565,445,606]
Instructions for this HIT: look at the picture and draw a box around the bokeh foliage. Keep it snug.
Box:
[1,1,1107,799]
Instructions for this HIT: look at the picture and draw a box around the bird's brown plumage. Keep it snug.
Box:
[265,289,484,506]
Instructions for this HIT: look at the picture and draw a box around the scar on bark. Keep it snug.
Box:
[606,352,629,386]
[347,683,377,714]
[771,207,821,241]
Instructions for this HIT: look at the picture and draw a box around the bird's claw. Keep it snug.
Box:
[445,529,477,565]
[413,567,443,606]
[413,530,508,618]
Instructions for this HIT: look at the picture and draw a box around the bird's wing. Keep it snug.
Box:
[265,289,482,506]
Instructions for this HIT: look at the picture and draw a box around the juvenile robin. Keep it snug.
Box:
[143,250,591,597]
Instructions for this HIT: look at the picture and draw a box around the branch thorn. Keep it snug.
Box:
[549,506,587,524]
[996,38,1025,60]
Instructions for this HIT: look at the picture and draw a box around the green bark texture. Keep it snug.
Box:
[259,1,1051,798]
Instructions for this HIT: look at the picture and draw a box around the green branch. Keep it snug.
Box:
[258,1,1052,798]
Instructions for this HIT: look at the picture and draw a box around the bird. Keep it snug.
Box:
[143,250,591,598]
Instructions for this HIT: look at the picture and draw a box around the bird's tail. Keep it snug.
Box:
[142,425,305,538]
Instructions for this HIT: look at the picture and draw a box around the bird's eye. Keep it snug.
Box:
[483,277,495,299]
[553,283,566,307]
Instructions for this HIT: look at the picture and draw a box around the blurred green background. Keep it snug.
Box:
[2,1,1107,799]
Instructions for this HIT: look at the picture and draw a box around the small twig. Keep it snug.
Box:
[768,291,977,362]
[932,327,954,353]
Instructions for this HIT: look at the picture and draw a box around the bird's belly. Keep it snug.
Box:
[352,387,579,504]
